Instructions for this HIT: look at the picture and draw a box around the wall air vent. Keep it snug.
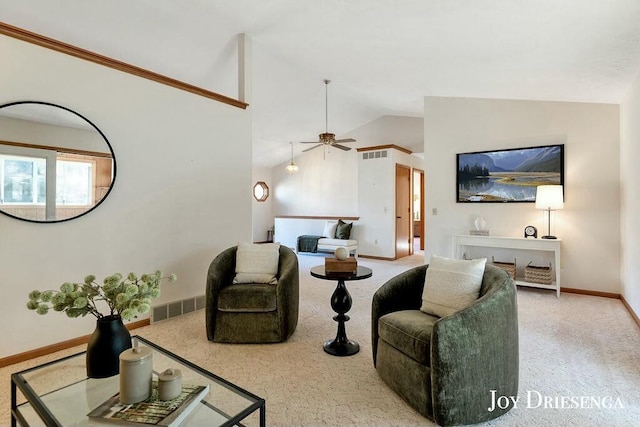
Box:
[152,295,206,322]
[362,150,388,160]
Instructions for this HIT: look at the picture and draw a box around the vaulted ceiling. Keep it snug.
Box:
[3,0,640,167]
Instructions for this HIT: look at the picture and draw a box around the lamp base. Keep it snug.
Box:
[541,235,557,239]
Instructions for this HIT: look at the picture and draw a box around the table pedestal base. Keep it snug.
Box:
[310,265,372,358]
[324,338,359,356]
[324,280,359,356]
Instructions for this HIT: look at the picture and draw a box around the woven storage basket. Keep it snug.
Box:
[524,262,552,284]
[491,256,516,279]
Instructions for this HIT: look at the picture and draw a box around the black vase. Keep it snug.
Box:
[86,314,132,378]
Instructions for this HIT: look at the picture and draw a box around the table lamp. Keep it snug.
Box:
[535,185,563,239]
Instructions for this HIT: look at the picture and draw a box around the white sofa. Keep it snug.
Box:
[312,219,358,256]
[317,237,358,256]
[274,217,358,256]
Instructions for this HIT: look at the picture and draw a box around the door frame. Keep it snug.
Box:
[413,168,425,251]
[395,163,412,259]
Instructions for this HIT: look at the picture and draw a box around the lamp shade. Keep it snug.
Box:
[285,142,299,174]
[535,185,564,210]
[285,162,299,174]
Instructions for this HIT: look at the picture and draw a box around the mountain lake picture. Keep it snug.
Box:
[457,144,564,202]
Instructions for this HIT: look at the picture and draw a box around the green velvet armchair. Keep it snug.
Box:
[206,245,299,343]
[371,264,518,426]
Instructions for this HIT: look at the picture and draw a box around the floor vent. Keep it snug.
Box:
[152,295,206,323]
[362,150,388,160]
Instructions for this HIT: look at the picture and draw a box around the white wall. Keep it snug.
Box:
[357,148,424,258]
[272,146,358,216]
[620,72,640,317]
[0,34,252,357]
[424,97,620,293]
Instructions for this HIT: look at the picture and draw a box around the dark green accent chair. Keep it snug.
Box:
[371,264,518,426]
[206,245,299,343]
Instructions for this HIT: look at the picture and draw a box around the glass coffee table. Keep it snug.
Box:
[11,335,265,427]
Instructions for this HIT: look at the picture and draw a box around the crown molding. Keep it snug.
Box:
[0,21,248,109]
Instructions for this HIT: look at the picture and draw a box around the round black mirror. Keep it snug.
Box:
[0,101,116,223]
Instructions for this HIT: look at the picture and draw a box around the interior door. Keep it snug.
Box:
[395,164,411,259]
[413,168,425,251]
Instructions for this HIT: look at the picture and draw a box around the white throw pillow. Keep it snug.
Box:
[322,220,338,238]
[420,255,486,318]
[234,242,280,284]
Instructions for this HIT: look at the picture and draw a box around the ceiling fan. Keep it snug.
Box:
[299,79,356,152]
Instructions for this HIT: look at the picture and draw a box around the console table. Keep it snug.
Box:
[453,235,561,297]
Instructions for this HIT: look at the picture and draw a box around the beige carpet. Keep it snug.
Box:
[2,253,640,426]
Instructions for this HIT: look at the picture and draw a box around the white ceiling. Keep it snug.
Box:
[3,0,640,167]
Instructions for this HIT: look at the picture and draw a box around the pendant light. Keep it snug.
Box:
[285,142,299,174]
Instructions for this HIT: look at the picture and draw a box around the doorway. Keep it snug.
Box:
[395,164,411,259]
[413,168,425,252]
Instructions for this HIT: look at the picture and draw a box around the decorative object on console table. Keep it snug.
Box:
[474,217,486,231]
[535,185,564,239]
[491,256,516,279]
[470,216,489,235]
[524,225,537,238]
[524,262,553,285]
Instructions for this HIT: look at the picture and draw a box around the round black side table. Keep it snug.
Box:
[310,265,373,356]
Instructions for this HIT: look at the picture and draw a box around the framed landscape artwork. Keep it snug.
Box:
[456,144,564,203]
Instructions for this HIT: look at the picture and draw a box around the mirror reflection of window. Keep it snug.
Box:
[0,151,111,220]
[56,159,93,206]
[0,101,116,223]
[1,155,46,204]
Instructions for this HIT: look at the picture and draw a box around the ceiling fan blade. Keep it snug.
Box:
[299,141,320,144]
[334,138,356,143]
[333,144,352,151]
[303,144,323,152]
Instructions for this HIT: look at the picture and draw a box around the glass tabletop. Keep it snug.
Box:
[11,336,264,427]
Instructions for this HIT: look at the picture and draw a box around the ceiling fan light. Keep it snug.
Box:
[319,132,335,144]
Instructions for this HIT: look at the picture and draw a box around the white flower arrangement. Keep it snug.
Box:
[27,271,177,321]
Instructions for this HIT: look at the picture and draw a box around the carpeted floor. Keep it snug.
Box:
[2,253,640,426]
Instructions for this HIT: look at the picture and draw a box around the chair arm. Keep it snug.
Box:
[371,265,428,366]
[430,274,519,426]
[275,246,300,337]
[205,246,237,341]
